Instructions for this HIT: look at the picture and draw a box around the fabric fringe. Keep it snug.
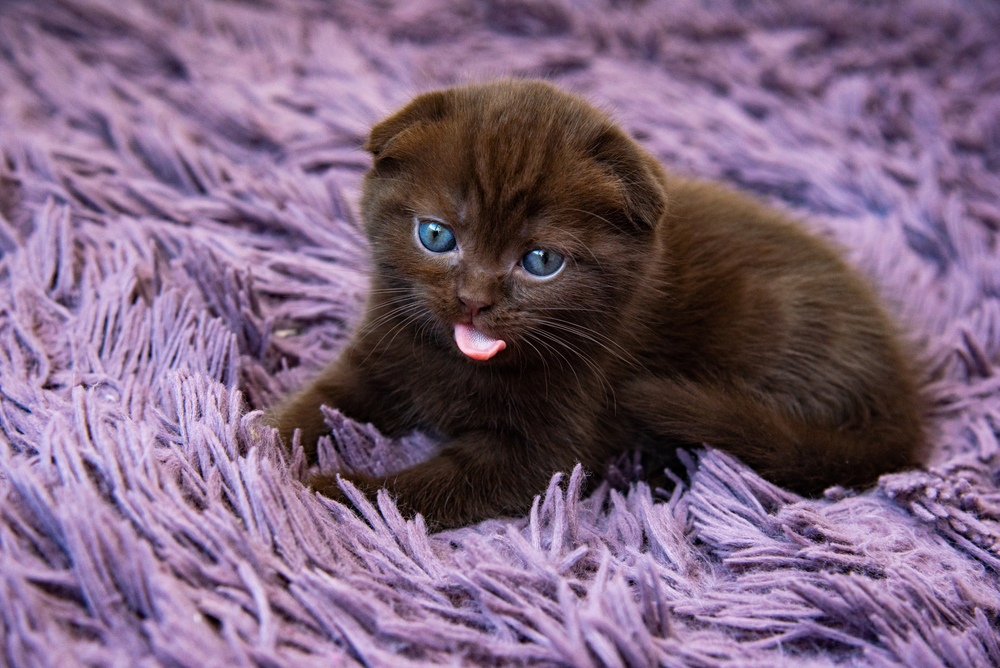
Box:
[1,0,998,665]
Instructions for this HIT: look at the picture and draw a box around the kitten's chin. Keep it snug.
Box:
[454,323,506,361]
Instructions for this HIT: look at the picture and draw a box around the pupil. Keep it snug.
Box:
[417,219,456,252]
[522,248,563,276]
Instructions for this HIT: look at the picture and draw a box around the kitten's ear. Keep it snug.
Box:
[365,91,451,162]
[588,126,666,232]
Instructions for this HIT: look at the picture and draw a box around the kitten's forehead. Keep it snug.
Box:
[442,84,611,239]
[362,80,656,247]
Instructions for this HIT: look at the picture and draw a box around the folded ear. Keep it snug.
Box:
[365,90,451,163]
[587,125,666,232]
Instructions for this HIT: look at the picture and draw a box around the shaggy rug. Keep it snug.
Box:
[1,0,999,666]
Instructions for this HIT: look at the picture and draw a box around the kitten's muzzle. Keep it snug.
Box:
[458,296,493,319]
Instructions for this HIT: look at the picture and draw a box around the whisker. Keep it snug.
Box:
[414,317,442,357]
[357,299,421,340]
[361,305,429,366]
[534,331,615,410]
[525,329,584,399]
[553,220,605,271]
[549,322,636,363]
[531,316,642,368]
[518,333,550,401]
[382,309,430,355]
[368,294,420,308]
[368,175,423,190]
[530,306,610,314]
[358,298,422,334]
[542,317,636,355]
[530,327,617,409]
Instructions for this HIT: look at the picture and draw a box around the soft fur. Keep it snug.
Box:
[270,80,926,527]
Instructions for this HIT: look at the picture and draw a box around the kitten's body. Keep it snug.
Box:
[270,80,926,528]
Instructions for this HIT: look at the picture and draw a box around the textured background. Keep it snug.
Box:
[0,0,999,666]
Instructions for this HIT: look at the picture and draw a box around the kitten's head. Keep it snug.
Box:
[359,80,666,365]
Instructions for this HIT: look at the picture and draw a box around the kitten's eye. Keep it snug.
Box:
[521,249,564,277]
[417,219,457,253]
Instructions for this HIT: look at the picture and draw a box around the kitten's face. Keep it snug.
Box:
[359,81,666,365]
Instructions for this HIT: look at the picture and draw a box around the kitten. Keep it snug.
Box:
[268,80,927,528]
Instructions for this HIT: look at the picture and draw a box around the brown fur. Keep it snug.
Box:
[268,80,927,528]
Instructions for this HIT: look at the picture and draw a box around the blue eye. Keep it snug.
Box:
[521,249,564,277]
[417,219,457,253]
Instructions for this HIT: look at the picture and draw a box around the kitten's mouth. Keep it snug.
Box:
[454,323,506,360]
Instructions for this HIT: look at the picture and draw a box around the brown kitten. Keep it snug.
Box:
[268,80,927,528]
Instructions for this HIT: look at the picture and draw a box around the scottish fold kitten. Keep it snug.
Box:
[269,80,926,528]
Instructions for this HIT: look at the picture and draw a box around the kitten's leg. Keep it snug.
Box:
[309,433,564,528]
[265,355,396,462]
[625,377,923,496]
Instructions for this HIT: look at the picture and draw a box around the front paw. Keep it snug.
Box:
[307,471,429,529]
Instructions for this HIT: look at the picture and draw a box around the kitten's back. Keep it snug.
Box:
[629,176,927,494]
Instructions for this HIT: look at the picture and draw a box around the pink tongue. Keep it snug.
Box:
[454,323,506,360]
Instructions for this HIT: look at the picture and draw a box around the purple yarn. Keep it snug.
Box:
[0,0,998,665]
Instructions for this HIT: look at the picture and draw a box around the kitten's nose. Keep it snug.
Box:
[459,297,492,319]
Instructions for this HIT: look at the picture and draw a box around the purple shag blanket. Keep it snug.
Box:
[1,0,999,665]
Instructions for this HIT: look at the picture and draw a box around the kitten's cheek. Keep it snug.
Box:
[454,323,506,360]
